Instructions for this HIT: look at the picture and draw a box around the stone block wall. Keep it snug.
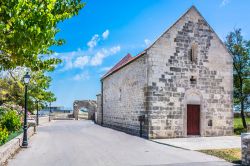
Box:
[146,7,233,138]
[102,56,148,136]
[96,94,102,125]
[242,133,250,165]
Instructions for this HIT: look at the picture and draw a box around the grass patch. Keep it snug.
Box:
[199,148,241,164]
[0,129,22,146]
[234,117,250,135]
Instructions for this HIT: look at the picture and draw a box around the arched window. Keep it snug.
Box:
[190,43,198,63]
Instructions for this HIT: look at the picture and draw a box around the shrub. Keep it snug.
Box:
[0,106,9,118]
[0,127,9,145]
[1,110,21,132]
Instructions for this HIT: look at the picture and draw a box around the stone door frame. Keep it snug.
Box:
[183,89,205,137]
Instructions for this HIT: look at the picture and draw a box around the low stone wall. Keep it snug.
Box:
[241,133,250,165]
[0,126,36,165]
[52,113,74,120]
[234,112,250,118]
[30,115,50,125]
[39,116,50,125]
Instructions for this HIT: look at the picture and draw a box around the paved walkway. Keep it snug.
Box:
[153,136,241,150]
[8,120,235,166]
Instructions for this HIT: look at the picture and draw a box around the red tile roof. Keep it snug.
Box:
[101,51,146,80]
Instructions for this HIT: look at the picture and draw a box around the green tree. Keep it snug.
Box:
[225,29,250,128]
[28,71,56,110]
[0,77,24,106]
[0,0,85,71]
[0,70,56,113]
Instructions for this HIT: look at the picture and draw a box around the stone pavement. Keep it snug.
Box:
[7,120,235,166]
[153,136,241,150]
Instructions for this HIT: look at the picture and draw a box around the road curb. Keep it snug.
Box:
[0,126,36,165]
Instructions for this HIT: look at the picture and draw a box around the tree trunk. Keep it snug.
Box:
[241,101,247,128]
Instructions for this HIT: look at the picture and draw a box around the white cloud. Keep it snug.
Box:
[73,71,90,81]
[87,29,110,48]
[90,46,121,66]
[60,56,73,71]
[100,66,112,72]
[90,51,106,66]
[102,30,110,40]
[54,45,121,71]
[220,0,230,7]
[57,51,80,71]
[109,46,121,54]
[53,29,119,71]
[74,56,89,69]
[87,34,100,49]
[144,39,151,46]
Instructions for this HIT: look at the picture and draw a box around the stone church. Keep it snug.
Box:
[96,6,233,139]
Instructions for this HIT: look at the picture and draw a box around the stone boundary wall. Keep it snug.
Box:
[242,133,250,165]
[234,112,250,118]
[52,113,75,120]
[30,115,50,125]
[0,126,36,165]
[39,116,50,124]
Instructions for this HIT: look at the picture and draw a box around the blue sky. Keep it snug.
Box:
[49,0,250,108]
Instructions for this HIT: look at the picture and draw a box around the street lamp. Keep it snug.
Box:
[36,100,39,126]
[49,102,51,122]
[22,72,31,148]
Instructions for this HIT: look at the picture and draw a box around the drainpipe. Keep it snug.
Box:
[101,80,104,126]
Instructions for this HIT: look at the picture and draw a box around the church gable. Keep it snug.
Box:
[146,6,230,62]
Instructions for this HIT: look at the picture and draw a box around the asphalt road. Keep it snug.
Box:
[7,120,234,166]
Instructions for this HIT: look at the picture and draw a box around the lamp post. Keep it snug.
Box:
[36,100,39,126]
[49,102,51,122]
[22,72,31,148]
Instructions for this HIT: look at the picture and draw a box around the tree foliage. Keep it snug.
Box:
[0,0,85,71]
[0,0,85,113]
[0,77,24,106]
[225,29,250,128]
[0,70,57,113]
[28,71,56,107]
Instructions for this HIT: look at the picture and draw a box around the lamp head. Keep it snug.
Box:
[23,72,31,84]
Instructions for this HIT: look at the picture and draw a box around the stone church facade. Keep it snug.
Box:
[97,6,233,139]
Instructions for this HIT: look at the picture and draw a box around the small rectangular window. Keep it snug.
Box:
[190,43,198,63]
[119,88,122,101]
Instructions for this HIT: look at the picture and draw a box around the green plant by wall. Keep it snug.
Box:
[1,110,21,133]
[0,106,10,118]
[0,127,8,145]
